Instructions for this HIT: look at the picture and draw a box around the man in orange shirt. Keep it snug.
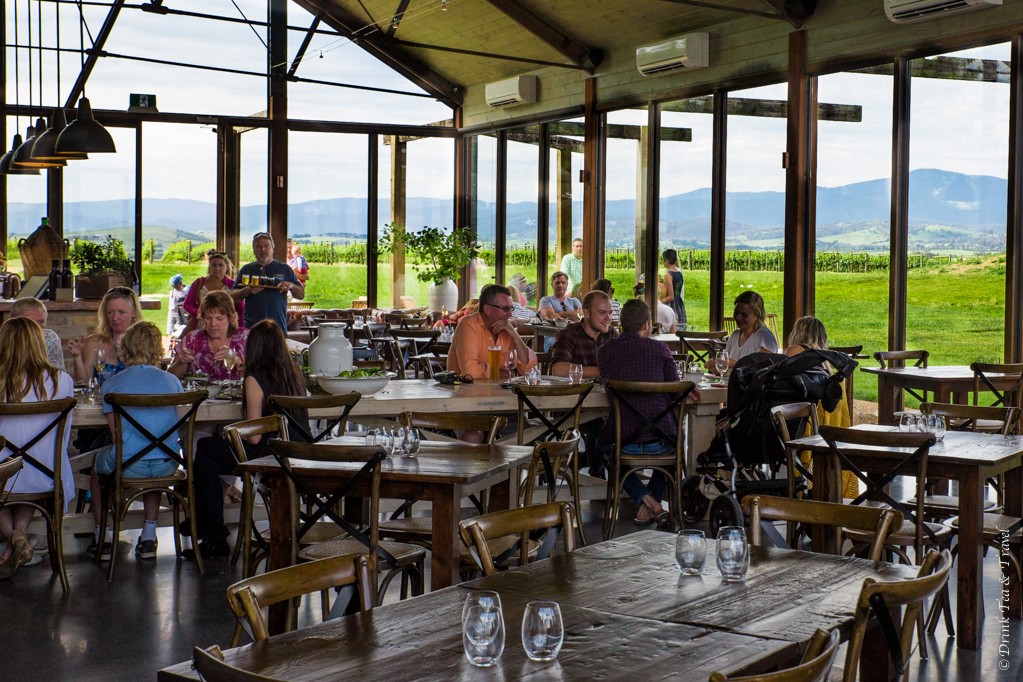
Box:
[448,284,537,380]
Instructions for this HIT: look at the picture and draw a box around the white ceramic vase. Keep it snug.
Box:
[307,322,353,376]
[428,278,459,313]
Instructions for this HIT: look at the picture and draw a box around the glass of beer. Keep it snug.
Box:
[487,346,502,382]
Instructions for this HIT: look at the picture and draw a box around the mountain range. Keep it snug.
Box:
[6,169,1008,253]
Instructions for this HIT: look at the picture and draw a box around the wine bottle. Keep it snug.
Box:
[48,259,60,300]
[61,259,73,290]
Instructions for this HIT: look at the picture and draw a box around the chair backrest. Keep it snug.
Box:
[0,448,22,494]
[604,380,696,454]
[192,646,284,682]
[709,627,840,682]
[0,398,75,498]
[874,350,928,370]
[399,411,507,444]
[770,402,820,500]
[105,390,207,478]
[222,415,290,464]
[513,382,594,445]
[843,550,952,682]
[535,352,552,375]
[743,495,904,562]
[522,430,582,506]
[676,330,728,364]
[921,401,1019,436]
[459,501,577,576]
[971,362,1023,426]
[830,345,864,358]
[226,554,375,642]
[267,392,360,443]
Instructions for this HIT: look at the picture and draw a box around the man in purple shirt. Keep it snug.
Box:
[597,298,682,525]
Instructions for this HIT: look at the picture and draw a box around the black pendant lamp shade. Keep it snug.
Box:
[55,97,116,154]
[0,134,41,175]
[13,118,66,169]
[33,108,88,161]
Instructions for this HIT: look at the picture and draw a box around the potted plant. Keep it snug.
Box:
[70,236,135,299]
[379,224,480,312]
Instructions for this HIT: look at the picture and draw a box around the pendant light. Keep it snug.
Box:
[15,0,65,169]
[32,0,86,162]
[55,0,115,155]
[0,0,40,175]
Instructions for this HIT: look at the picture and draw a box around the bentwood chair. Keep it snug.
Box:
[192,645,284,682]
[459,501,577,577]
[830,345,865,423]
[708,627,840,682]
[676,330,727,366]
[99,390,207,580]
[970,362,1023,432]
[874,350,930,405]
[267,393,360,444]
[226,554,375,645]
[0,398,75,591]
[842,550,952,682]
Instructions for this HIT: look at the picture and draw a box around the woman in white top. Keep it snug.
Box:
[0,317,74,578]
[721,290,778,368]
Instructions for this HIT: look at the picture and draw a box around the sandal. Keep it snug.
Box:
[11,531,33,569]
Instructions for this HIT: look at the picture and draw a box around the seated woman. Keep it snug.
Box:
[433,298,479,330]
[717,290,778,369]
[784,315,858,499]
[69,286,144,384]
[506,285,537,329]
[0,318,74,579]
[90,321,183,560]
[168,291,248,381]
[188,320,308,559]
[182,251,243,332]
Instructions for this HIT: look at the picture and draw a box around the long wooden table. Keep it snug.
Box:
[861,365,1017,426]
[237,439,533,628]
[158,530,918,681]
[787,425,1023,650]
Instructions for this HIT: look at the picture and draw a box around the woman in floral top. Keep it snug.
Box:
[168,291,248,381]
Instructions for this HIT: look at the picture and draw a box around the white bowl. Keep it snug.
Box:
[316,373,393,396]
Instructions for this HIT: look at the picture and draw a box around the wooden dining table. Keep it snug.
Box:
[786,424,1023,650]
[237,438,533,628]
[158,530,919,681]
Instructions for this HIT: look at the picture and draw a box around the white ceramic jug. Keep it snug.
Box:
[308,322,353,376]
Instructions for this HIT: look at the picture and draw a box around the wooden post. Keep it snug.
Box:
[556,148,572,272]
[644,104,661,322]
[390,136,407,308]
[581,77,601,288]
[1005,35,1023,363]
[367,134,379,309]
[889,57,911,364]
[537,122,550,298]
[217,124,241,267]
[710,93,727,331]
[635,127,649,288]
[268,0,288,260]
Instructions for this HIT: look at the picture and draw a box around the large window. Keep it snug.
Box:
[239,128,268,260]
[467,134,496,300]
[547,118,584,299]
[603,109,643,306]
[505,125,539,306]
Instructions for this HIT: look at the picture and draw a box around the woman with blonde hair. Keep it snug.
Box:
[719,290,778,368]
[68,286,144,383]
[169,290,248,381]
[0,317,74,578]
[182,251,244,333]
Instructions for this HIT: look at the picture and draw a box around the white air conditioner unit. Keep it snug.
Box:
[636,32,709,77]
[484,75,538,108]
[885,0,1001,23]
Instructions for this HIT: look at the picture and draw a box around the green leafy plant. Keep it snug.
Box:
[70,236,134,276]
[379,224,479,285]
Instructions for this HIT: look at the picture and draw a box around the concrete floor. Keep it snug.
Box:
[0,497,1021,680]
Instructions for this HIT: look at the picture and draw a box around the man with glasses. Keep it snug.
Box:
[447,284,537,381]
[232,232,304,331]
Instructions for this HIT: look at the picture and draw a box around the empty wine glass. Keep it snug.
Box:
[463,591,505,667]
[714,350,730,380]
[87,376,100,404]
[521,601,564,662]
[675,529,707,575]
[716,526,750,583]
[403,428,420,458]
[506,349,518,377]
[568,363,583,384]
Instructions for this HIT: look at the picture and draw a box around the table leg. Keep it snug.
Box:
[430,485,461,591]
[686,405,719,473]
[1005,464,1023,618]
[956,469,984,649]
[266,472,296,635]
[810,451,841,554]
[876,376,895,426]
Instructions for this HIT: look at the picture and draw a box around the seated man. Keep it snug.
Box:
[549,290,618,477]
[447,284,537,381]
[597,299,684,525]
[10,297,64,370]
[539,271,582,323]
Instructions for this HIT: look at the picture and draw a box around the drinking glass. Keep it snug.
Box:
[898,412,919,433]
[521,601,564,662]
[716,526,750,582]
[714,350,730,380]
[506,350,518,377]
[222,347,237,380]
[568,363,583,384]
[929,414,946,441]
[675,529,707,575]
[87,376,100,404]
[95,347,107,370]
[390,426,406,457]
[487,346,502,383]
[403,428,420,458]
[462,591,505,667]
[526,367,542,386]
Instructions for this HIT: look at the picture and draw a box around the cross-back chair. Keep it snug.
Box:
[830,345,865,423]
[192,645,284,682]
[602,380,696,539]
[267,393,360,444]
[676,330,727,366]
[874,350,930,405]
[226,554,375,645]
[709,627,840,682]
[366,337,406,379]
[0,398,75,591]
[971,362,1023,432]
[520,431,585,545]
[459,501,577,577]
[99,390,207,580]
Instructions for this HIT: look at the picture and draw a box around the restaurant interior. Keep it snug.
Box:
[2,0,1023,679]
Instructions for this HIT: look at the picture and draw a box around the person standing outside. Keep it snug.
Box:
[232,232,304,331]
[559,238,584,292]
[447,284,537,381]
[660,249,686,327]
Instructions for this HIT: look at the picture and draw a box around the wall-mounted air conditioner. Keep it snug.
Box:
[885,0,1001,23]
[484,75,538,108]
[636,32,709,77]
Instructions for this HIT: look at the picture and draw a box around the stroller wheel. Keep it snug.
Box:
[680,474,710,524]
[709,495,744,536]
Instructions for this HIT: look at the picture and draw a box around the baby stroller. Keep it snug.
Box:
[680,348,858,533]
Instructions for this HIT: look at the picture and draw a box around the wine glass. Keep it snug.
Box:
[521,601,564,662]
[390,426,406,457]
[714,350,730,380]
[95,347,107,371]
[716,526,750,583]
[403,428,420,458]
[568,363,583,384]
[506,349,517,377]
[222,347,237,380]
[462,591,505,667]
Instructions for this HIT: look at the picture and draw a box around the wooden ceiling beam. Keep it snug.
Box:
[760,0,816,28]
[480,0,602,73]
[288,15,321,78]
[292,0,463,106]
[385,0,411,38]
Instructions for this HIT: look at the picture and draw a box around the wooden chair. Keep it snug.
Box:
[226,554,375,645]
[676,330,727,366]
[721,313,779,339]
[222,415,290,577]
[874,350,930,405]
[367,337,407,380]
[192,645,284,682]
[830,345,865,423]
[0,399,75,591]
[99,390,207,580]
[379,412,507,547]
[268,439,426,603]
[841,549,952,682]
[399,295,417,309]
[769,402,820,502]
[459,501,577,577]
[708,627,840,682]
[971,362,1023,432]
[267,393,360,444]
[521,431,585,545]
[603,380,696,539]
[742,495,904,562]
